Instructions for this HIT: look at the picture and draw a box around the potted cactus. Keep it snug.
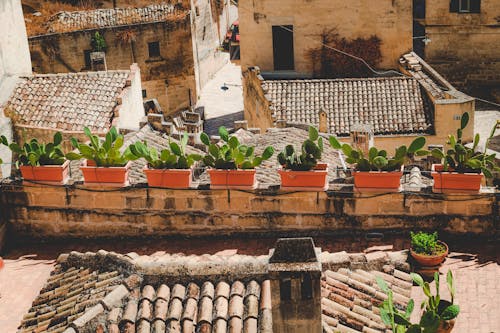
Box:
[430,112,498,192]
[129,133,202,188]
[66,127,137,186]
[200,126,274,188]
[329,136,428,190]
[277,126,328,189]
[1,132,69,184]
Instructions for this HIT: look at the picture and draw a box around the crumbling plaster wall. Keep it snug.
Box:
[239,0,413,74]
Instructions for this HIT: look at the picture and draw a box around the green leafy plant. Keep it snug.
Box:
[200,127,274,169]
[277,126,324,171]
[66,127,137,167]
[431,112,499,178]
[129,133,202,169]
[1,132,66,167]
[329,136,428,171]
[410,231,446,256]
[91,31,107,52]
[377,270,459,333]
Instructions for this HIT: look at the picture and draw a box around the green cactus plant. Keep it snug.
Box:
[277,126,324,171]
[431,112,499,178]
[1,132,66,167]
[377,270,460,333]
[66,127,137,167]
[200,126,274,169]
[129,133,202,169]
[328,136,428,171]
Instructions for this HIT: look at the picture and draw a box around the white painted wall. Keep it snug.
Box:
[117,64,145,131]
[0,0,32,178]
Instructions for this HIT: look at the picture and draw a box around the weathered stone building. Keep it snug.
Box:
[238,0,413,75]
[26,1,233,116]
[413,0,500,94]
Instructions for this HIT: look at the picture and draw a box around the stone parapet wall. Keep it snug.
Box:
[0,183,497,238]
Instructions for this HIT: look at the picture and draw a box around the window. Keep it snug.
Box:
[301,274,313,300]
[142,89,147,98]
[272,25,295,71]
[84,50,92,69]
[148,42,161,58]
[450,0,480,13]
[280,278,291,301]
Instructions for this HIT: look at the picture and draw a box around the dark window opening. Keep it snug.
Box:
[202,26,206,41]
[84,50,92,69]
[413,0,426,19]
[301,274,313,300]
[148,42,161,58]
[272,25,294,71]
[142,90,147,98]
[280,279,292,301]
[450,0,480,13]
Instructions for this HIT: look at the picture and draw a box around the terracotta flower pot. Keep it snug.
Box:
[208,169,256,188]
[80,160,131,186]
[410,240,449,267]
[144,166,192,189]
[353,166,403,189]
[432,164,483,192]
[19,160,70,184]
[278,164,328,189]
[0,257,4,270]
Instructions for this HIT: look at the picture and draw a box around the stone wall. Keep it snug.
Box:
[1,184,497,239]
[238,0,413,74]
[419,0,500,89]
[28,19,196,115]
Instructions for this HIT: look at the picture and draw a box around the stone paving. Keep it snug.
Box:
[197,58,244,135]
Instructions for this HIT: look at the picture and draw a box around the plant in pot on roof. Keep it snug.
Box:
[1,132,69,184]
[430,112,499,192]
[410,231,448,267]
[66,127,138,186]
[328,136,428,190]
[200,126,274,188]
[129,133,202,189]
[277,126,328,189]
[376,270,459,333]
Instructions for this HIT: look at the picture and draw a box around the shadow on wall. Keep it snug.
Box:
[204,110,244,135]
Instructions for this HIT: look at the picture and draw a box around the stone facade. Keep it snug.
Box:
[238,0,413,74]
[27,1,232,116]
[0,184,496,239]
[415,0,500,90]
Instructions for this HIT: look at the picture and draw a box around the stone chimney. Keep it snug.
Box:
[268,238,322,333]
[318,109,328,133]
[350,123,374,156]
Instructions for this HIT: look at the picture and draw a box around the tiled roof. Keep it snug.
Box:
[4,71,130,132]
[45,4,187,33]
[263,77,434,136]
[322,267,412,333]
[17,248,410,333]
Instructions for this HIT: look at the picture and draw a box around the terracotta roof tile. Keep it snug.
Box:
[263,77,434,136]
[44,3,188,34]
[5,71,129,132]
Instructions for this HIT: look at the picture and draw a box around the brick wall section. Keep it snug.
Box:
[0,184,497,238]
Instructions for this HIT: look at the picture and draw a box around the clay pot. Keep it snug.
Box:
[353,166,403,189]
[19,160,70,184]
[80,160,131,186]
[410,241,449,267]
[144,166,192,189]
[208,169,256,188]
[278,163,328,189]
[432,164,483,192]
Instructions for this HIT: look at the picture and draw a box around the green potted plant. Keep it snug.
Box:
[376,270,459,333]
[277,126,328,189]
[1,132,69,184]
[328,136,428,190]
[129,133,202,188]
[200,126,274,188]
[410,231,448,267]
[66,127,137,186]
[430,112,498,192]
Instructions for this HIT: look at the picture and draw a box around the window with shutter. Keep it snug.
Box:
[470,0,481,13]
[450,0,459,12]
